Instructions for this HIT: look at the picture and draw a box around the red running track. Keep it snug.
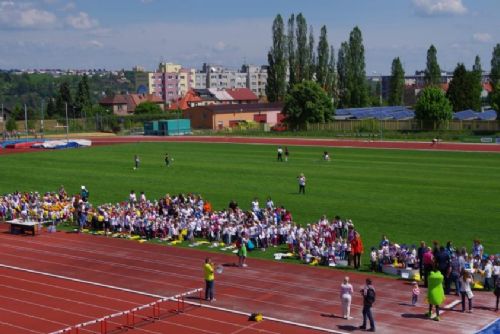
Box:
[0,253,319,333]
[0,228,497,334]
[2,135,500,155]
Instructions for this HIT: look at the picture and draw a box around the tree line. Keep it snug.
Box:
[266,13,500,127]
[0,71,137,121]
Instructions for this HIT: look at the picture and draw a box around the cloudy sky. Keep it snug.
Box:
[0,0,498,74]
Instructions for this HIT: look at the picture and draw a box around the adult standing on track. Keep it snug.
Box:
[204,257,215,302]
[340,276,354,319]
[359,278,376,332]
[297,173,306,194]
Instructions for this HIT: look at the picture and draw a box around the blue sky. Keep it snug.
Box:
[0,0,498,74]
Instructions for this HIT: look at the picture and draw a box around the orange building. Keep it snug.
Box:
[183,103,284,130]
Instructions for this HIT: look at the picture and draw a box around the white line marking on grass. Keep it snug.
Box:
[0,263,347,334]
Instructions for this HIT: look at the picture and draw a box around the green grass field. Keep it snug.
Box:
[1,142,499,258]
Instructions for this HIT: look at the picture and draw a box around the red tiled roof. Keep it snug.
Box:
[169,89,206,110]
[185,102,283,114]
[99,95,128,105]
[225,88,258,101]
[483,82,493,93]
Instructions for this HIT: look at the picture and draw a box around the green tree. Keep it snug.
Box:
[490,83,500,116]
[446,63,482,111]
[490,44,500,86]
[75,74,91,112]
[134,101,162,114]
[415,86,452,128]
[295,13,309,82]
[347,26,369,107]
[388,57,405,106]
[46,98,56,117]
[265,14,287,102]
[283,80,334,129]
[5,114,17,131]
[337,42,350,108]
[473,55,482,74]
[424,45,441,86]
[316,25,329,89]
[307,26,315,81]
[287,14,297,89]
[325,45,337,99]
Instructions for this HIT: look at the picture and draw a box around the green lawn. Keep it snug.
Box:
[1,142,499,258]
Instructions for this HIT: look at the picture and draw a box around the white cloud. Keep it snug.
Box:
[66,11,98,29]
[87,40,103,48]
[0,2,57,29]
[140,0,154,3]
[412,0,467,16]
[62,2,76,11]
[472,33,492,43]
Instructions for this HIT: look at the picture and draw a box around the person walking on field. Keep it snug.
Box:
[164,153,170,167]
[134,155,140,169]
[359,278,376,332]
[297,173,306,194]
[277,146,283,162]
[340,276,354,319]
[204,257,215,302]
[284,147,289,162]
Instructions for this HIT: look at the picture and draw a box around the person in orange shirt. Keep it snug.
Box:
[351,231,364,270]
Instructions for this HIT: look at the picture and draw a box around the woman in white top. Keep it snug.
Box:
[340,276,354,319]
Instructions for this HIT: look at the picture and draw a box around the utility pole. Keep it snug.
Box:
[40,100,44,139]
[24,104,28,141]
[1,103,4,134]
[65,102,69,143]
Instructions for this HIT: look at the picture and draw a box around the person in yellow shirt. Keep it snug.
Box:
[204,257,215,302]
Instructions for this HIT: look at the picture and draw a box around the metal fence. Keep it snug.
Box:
[306,119,500,132]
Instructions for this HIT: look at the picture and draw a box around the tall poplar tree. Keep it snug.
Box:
[295,13,308,82]
[308,26,315,81]
[347,26,368,107]
[473,55,482,74]
[287,14,297,89]
[388,57,405,106]
[424,45,441,86]
[75,74,91,112]
[490,44,500,86]
[316,25,329,89]
[337,42,350,108]
[265,14,287,102]
[325,45,337,99]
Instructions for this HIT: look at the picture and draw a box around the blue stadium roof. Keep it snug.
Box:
[453,109,497,121]
[334,106,414,120]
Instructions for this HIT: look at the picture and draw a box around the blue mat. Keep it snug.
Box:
[476,318,500,334]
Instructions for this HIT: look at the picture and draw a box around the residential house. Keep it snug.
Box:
[99,94,164,116]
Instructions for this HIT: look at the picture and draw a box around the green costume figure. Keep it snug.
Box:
[426,269,445,321]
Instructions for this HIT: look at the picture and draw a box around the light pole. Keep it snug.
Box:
[40,100,44,139]
[65,102,69,143]
[24,104,28,141]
